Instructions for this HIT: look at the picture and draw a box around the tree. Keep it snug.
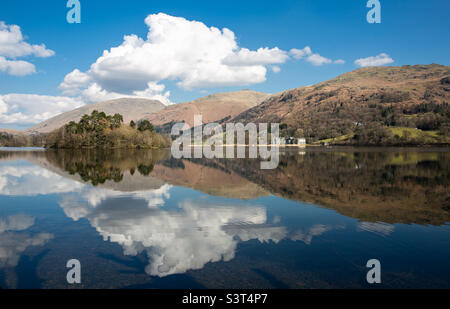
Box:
[110,113,124,129]
[130,120,136,128]
[138,120,154,132]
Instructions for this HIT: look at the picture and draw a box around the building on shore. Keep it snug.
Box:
[274,137,306,147]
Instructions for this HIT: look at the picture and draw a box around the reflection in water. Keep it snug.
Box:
[0,148,449,288]
[22,148,449,225]
[357,222,395,236]
[0,215,53,268]
[0,163,85,196]
[62,198,286,277]
[291,224,342,245]
[207,150,450,225]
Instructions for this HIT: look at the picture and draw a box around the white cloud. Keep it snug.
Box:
[80,81,173,106]
[0,22,54,58]
[271,65,281,73]
[59,69,92,96]
[60,13,290,104]
[290,46,312,59]
[0,56,35,76]
[354,53,394,67]
[0,94,84,125]
[306,53,332,66]
[0,21,54,77]
[290,46,340,66]
[223,47,288,66]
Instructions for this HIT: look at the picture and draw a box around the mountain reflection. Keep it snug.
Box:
[1,148,449,225]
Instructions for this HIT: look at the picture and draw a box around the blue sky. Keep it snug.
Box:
[0,0,449,129]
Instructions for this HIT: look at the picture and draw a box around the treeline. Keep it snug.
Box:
[349,125,448,146]
[0,132,46,147]
[46,110,168,149]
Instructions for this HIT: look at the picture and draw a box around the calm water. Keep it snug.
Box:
[0,148,449,289]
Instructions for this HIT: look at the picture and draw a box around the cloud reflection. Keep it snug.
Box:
[0,215,53,268]
[61,196,287,277]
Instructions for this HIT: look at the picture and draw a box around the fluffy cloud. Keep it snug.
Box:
[223,47,288,66]
[59,69,92,96]
[290,46,312,59]
[354,53,394,67]
[290,46,343,66]
[0,21,54,77]
[306,53,332,66]
[0,94,84,125]
[59,13,291,104]
[0,56,35,76]
[0,22,54,58]
[79,81,172,106]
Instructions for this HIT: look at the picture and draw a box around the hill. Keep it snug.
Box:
[232,64,450,145]
[143,90,271,127]
[0,128,23,135]
[26,98,165,134]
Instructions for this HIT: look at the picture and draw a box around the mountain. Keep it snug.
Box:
[232,64,450,144]
[143,90,271,127]
[26,98,166,134]
[0,128,23,135]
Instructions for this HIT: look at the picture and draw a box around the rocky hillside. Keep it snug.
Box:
[26,98,165,134]
[144,90,271,127]
[233,64,450,144]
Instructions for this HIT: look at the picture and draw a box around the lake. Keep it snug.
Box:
[0,147,449,289]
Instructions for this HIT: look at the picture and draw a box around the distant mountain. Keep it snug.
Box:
[0,128,24,135]
[143,90,271,127]
[232,64,450,144]
[26,98,165,134]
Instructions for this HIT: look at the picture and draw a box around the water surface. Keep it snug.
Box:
[0,148,449,288]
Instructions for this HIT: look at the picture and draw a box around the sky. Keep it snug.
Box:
[0,0,449,129]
